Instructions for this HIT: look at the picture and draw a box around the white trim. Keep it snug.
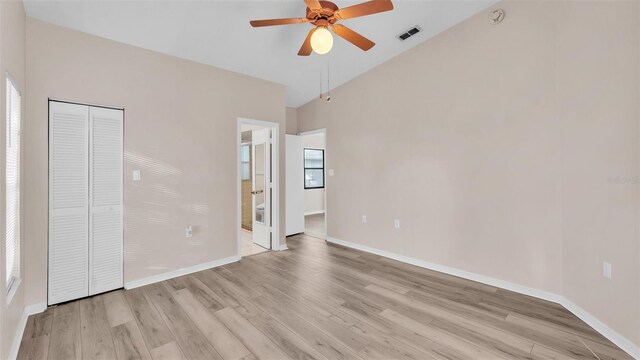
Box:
[6,277,22,306]
[326,236,640,359]
[7,302,47,360]
[124,255,240,290]
[304,210,325,216]
[237,118,282,256]
[273,244,288,251]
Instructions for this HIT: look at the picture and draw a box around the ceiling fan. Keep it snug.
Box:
[250,0,394,56]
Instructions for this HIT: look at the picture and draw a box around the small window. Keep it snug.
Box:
[304,148,324,189]
[6,76,21,298]
[241,144,251,180]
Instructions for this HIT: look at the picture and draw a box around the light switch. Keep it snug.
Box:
[603,262,612,279]
[328,169,335,176]
[362,215,367,223]
[186,225,193,238]
[133,170,141,181]
[394,219,400,229]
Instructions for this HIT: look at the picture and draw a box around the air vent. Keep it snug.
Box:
[398,26,421,41]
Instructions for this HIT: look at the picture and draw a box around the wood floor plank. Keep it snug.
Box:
[22,308,53,341]
[247,312,329,360]
[149,341,185,360]
[103,290,135,327]
[79,295,118,359]
[124,287,174,350]
[111,320,152,360]
[380,308,510,359]
[215,306,292,360]
[17,335,50,360]
[180,275,227,311]
[144,282,223,360]
[173,288,251,360]
[48,302,82,360]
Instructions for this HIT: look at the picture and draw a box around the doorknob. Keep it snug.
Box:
[251,190,264,195]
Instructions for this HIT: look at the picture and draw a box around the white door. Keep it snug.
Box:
[89,107,123,295]
[285,135,304,235]
[252,128,271,249]
[49,102,90,305]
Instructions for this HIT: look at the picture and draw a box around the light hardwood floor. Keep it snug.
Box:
[18,234,633,360]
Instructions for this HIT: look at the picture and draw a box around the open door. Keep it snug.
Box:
[252,128,271,249]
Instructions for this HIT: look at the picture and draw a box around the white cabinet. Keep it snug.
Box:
[48,101,123,305]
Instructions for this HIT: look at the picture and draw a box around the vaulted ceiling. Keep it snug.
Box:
[24,0,495,107]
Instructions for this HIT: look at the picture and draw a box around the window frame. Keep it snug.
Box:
[5,74,22,302]
[303,148,325,189]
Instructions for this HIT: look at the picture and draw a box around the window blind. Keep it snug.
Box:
[6,77,21,292]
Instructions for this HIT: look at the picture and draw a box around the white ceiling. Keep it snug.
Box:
[24,0,495,107]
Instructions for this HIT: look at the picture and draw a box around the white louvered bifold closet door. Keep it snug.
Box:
[48,102,90,305]
[88,107,123,295]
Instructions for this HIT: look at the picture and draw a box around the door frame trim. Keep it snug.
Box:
[236,118,283,257]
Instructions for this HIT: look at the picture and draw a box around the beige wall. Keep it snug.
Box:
[24,18,286,307]
[557,1,640,346]
[286,106,298,135]
[297,0,639,349]
[0,1,26,358]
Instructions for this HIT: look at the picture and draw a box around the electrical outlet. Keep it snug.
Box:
[394,219,400,229]
[603,262,612,279]
[186,225,193,238]
[133,170,141,181]
[362,215,367,223]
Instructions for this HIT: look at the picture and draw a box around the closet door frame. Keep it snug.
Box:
[47,99,124,305]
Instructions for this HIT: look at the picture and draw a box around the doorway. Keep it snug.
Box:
[237,119,281,257]
[301,130,326,239]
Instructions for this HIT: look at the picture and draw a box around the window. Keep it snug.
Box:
[6,76,21,298]
[304,148,324,189]
[241,143,251,180]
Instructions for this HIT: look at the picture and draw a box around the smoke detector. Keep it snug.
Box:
[489,9,505,25]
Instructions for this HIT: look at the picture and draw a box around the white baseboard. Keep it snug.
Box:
[8,302,47,360]
[326,236,640,359]
[124,255,240,290]
[304,210,325,216]
[273,243,289,251]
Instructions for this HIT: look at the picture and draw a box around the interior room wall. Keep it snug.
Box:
[24,18,286,309]
[297,0,639,351]
[286,106,298,135]
[557,1,640,347]
[303,133,325,215]
[0,1,26,358]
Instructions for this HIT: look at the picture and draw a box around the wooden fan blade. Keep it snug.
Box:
[250,18,308,27]
[298,28,317,56]
[332,24,375,51]
[334,0,393,20]
[304,0,323,10]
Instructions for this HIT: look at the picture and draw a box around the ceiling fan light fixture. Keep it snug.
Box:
[310,27,333,54]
